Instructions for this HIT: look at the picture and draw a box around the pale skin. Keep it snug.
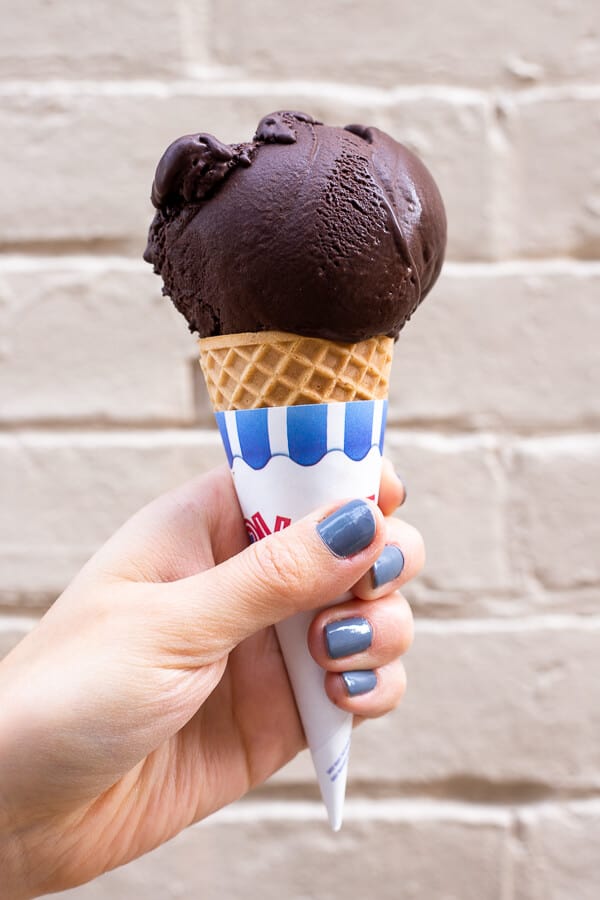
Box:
[0,460,424,898]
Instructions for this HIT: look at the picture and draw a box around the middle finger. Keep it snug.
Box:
[352,517,425,601]
[308,591,414,672]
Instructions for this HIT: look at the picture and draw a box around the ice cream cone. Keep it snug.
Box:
[146,107,446,833]
[198,331,393,412]
[198,330,393,830]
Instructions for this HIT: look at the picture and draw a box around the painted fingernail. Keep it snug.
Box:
[316,499,376,559]
[325,617,373,659]
[342,670,378,696]
[372,544,405,588]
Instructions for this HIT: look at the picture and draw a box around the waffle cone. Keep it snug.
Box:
[198,330,394,412]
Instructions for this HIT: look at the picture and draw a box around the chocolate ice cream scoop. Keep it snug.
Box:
[144,111,446,342]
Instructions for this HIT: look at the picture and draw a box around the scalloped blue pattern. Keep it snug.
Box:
[215,400,387,471]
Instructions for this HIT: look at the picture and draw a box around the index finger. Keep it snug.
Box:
[378,458,406,516]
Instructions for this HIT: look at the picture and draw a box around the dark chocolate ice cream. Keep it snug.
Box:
[144,111,446,342]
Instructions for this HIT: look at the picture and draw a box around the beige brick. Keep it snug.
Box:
[0,0,184,79]
[53,803,509,899]
[503,94,600,258]
[0,89,488,260]
[511,436,600,590]
[514,802,600,900]
[0,90,378,247]
[3,428,593,608]
[0,616,35,660]
[0,432,225,595]
[276,619,600,791]
[390,262,600,430]
[208,0,600,87]
[386,97,494,261]
[0,431,510,598]
[2,260,597,432]
[385,433,511,594]
[1,92,175,247]
[0,261,200,425]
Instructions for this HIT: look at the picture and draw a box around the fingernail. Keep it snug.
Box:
[325,617,373,659]
[342,670,378,696]
[371,544,405,588]
[316,499,376,559]
[394,471,407,505]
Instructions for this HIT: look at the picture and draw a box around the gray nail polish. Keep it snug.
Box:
[372,545,405,588]
[325,617,373,659]
[316,499,376,559]
[342,670,378,696]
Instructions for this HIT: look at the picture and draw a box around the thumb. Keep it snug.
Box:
[165,498,385,655]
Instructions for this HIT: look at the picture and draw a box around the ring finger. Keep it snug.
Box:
[308,591,414,672]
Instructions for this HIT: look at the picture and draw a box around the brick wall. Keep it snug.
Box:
[2,1,599,896]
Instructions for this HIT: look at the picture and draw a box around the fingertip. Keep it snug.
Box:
[315,498,384,561]
[378,459,406,515]
[372,545,405,589]
[398,479,407,506]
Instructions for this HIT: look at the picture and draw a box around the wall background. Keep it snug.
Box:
[1,1,599,897]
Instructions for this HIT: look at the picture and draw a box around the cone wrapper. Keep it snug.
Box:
[215,398,388,829]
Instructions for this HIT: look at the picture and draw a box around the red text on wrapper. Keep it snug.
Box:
[244,511,292,543]
[243,495,375,544]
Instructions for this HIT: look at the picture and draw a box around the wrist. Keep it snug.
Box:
[0,797,47,900]
[0,828,32,900]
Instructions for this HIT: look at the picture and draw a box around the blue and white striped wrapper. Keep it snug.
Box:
[216,397,387,472]
[214,398,388,830]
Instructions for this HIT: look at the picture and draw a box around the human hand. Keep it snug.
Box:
[0,461,423,897]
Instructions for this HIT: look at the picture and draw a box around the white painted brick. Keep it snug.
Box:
[511,436,600,590]
[385,433,511,594]
[0,261,200,424]
[0,89,380,246]
[514,802,600,900]
[52,803,509,899]
[407,583,600,621]
[0,432,225,595]
[207,0,600,87]
[0,91,180,246]
[2,429,595,605]
[0,1,184,79]
[0,431,510,597]
[0,88,489,261]
[1,260,597,431]
[390,262,600,430]
[276,619,600,791]
[385,98,494,261]
[0,615,35,660]
[503,93,600,258]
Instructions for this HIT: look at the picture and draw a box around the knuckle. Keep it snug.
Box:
[249,535,306,602]
[397,600,415,654]
[404,523,426,575]
[398,662,408,698]
[386,661,408,711]
[364,663,406,718]
[376,594,414,658]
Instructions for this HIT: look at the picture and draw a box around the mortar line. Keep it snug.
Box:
[1,79,599,103]
[2,609,599,634]
[1,255,599,275]
[198,795,600,827]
